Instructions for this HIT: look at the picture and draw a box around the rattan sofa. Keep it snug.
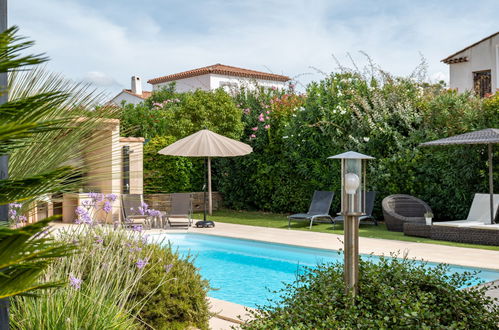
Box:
[382,194,432,232]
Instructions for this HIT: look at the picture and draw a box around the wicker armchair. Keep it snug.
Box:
[382,194,432,232]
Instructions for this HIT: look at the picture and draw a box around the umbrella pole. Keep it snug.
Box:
[489,144,495,224]
[204,157,207,222]
[208,157,212,215]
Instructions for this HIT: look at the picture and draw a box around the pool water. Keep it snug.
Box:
[150,233,499,308]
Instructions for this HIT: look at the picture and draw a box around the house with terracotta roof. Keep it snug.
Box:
[147,63,291,93]
[110,76,152,105]
[442,31,499,97]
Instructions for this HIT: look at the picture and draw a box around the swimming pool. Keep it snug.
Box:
[150,233,499,308]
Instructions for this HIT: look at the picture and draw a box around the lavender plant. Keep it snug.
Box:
[10,224,171,329]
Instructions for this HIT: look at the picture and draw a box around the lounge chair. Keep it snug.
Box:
[121,194,152,229]
[334,191,377,226]
[382,194,432,232]
[288,191,334,229]
[164,193,193,228]
[433,193,499,227]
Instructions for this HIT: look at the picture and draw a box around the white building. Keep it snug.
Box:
[443,31,499,97]
[147,63,291,93]
[110,76,152,105]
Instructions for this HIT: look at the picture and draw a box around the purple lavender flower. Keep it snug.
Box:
[132,225,143,232]
[81,199,93,209]
[8,209,16,218]
[165,264,173,273]
[102,201,112,213]
[18,215,27,223]
[106,194,117,202]
[136,258,148,269]
[69,275,82,289]
[89,192,104,203]
[147,209,161,217]
[95,236,103,244]
[75,206,92,224]
[142,235,149,244]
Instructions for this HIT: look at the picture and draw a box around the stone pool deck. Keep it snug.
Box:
[150,222,499,270]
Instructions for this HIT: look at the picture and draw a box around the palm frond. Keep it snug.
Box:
[0,166,74,205]
[0,218,76,299]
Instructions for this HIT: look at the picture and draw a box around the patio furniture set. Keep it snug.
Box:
[384,193,499,246]
[121,193,193,229]
[288,190,499,246]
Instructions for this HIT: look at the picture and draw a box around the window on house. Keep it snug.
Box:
[473,70,491,97]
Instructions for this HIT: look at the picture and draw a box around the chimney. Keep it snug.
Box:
[131,76,142,95]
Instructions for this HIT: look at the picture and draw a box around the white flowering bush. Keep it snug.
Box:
[218,65,498,219]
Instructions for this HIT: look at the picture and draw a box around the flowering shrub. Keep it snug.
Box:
[8,202,27,227]
[11,224,210,330]
[74,193,118,224]
[217,68,499,219]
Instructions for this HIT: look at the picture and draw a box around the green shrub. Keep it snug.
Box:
[243,256,499,329]
[129,242,211,330]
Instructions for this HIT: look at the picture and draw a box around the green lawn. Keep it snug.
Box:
[193,209,499,251]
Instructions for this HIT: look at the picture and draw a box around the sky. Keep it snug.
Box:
[10,0,499,97]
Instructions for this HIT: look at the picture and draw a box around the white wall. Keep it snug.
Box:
[110,91,144,105]
[449,34,499,93]
[153,74,211,92]
[209,74,287,92]
[152,73,288,93]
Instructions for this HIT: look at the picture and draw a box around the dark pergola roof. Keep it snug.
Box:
[420,128,499,146]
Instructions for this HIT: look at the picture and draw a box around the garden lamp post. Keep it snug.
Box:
[328,151,374,296]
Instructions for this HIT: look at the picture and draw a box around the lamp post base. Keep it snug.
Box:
[344,214,359,296]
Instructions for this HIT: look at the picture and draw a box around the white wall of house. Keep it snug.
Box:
[152,73,288,93]
[153,74,211,92]
[448,33,499,93]
[110,91,144,105]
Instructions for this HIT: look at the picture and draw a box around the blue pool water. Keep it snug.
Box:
[150,233,499,308]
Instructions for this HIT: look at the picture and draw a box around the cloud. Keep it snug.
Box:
[10,0,499,96]
[83,71,119,87]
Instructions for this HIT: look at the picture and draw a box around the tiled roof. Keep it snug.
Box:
[442,31,499,64]
[147,63,291,84]
[122,89,152,99]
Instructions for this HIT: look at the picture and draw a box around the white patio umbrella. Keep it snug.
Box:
[420,128,499,224]
[158,129,252,218]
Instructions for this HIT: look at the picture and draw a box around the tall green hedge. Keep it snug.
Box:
[216,72,499,220]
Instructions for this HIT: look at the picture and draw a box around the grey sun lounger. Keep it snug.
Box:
[434,193,499,227]
[165,193,193,228]
[121,194,152,229]
[334,191,377,226]
[288,191,334,229]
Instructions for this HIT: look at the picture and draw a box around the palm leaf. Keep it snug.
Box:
[0,218,76,299]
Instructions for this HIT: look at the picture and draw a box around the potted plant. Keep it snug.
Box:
[424,212,434,225]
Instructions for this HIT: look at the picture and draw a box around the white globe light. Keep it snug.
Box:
[344,172,360,195]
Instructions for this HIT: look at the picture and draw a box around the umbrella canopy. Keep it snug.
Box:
[420,128,499,224]
[158,129,252,157]
[158,129,252,216]
[420,128,499,146]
